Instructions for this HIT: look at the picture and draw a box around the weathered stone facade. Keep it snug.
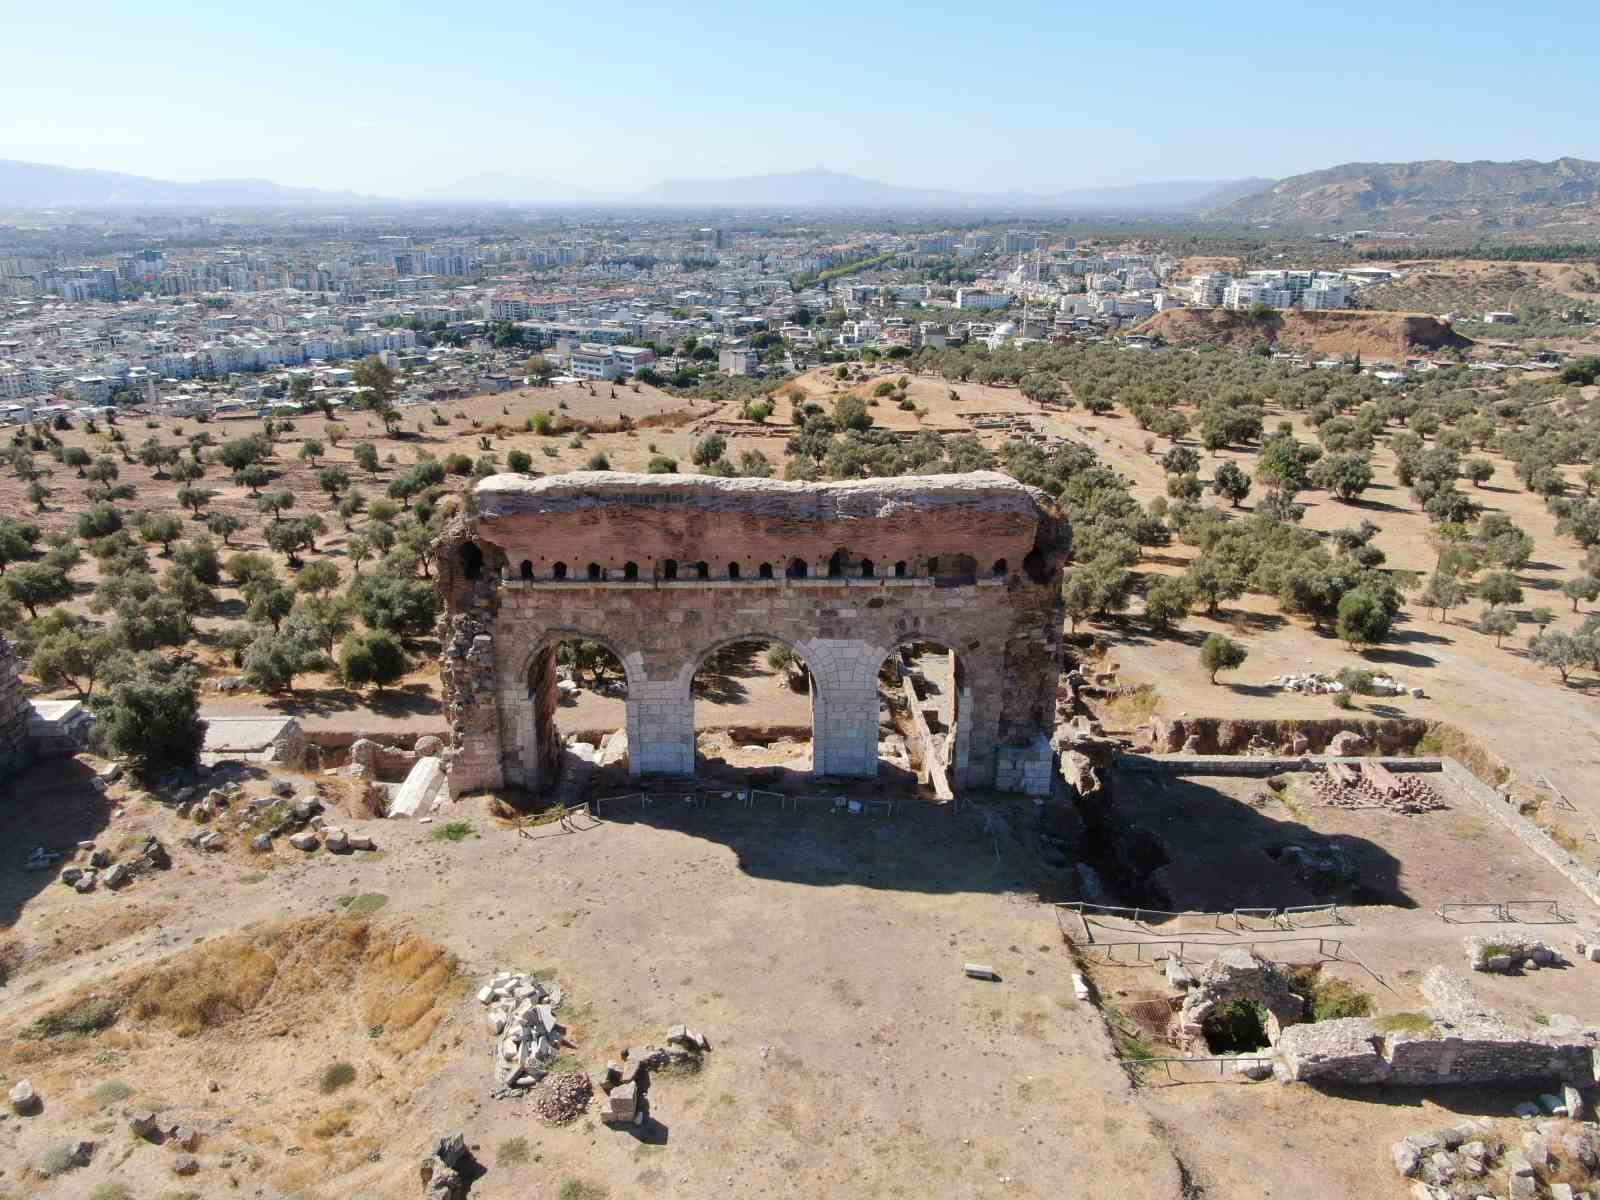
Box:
[0,636,36,781]
[437,471,1069,796]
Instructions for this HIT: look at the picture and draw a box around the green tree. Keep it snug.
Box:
[339,629,409,694]
[1464,458,1495,488]
[298,438,325,465]
[1199,633,1248,684]
[317,465,350,500]
[1476,570,1523,610]
[4,561,71,617]
[137,512,184,555]
[1529,630,1582,684]
[1211,461,1252,507]
[691,433,728,467]
[506,449,532,473]
[1161,445,1200,476]
[1481,606,1517,647]
[353,442,381,474]
[1310,452,1374,502]
[241,626,327,694]
[1561,574,1600,612]
[1144,576,1191,631]
[31,626,123,698]
[205,512,244,546]
[89,655,204,782]
[1335,587,1392,650]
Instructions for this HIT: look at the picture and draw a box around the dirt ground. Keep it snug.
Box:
[0,758,1183,1199]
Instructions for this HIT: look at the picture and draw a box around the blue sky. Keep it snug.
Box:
[4,0,1598,196]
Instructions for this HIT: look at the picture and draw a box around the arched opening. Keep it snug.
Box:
[552,561,568,580]
[695,561,709,580]
[460,541,484,580]
[861,559,875,578]
[519,559,534,580]
[623,561,639,581]
[524,636,629,796]
[827,550,846,578]
[786,557,808,579]
[758,562,773,579]
[894,560,907,578]
[587,562,603,581]
[691,636,814,781]
[876,638,970,801]
[662,559,678,581]
[729,561,742,580]
[991,558,1008,578]
[926,556,938,577]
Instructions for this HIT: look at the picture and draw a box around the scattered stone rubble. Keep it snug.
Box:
[1393,1114,1600,1200]
[597,1031,710,1127]
[8,1079,38,1114]
[477,971,565,1089]
[1468,934,1563,973]
[1310,759,1446,813]
[419,1132,472,1200]
[1268,672,1421,698]
[1575,930,1600,964]
[54,835,170,895]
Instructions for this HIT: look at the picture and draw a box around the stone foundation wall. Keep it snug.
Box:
[438,472,1067,796]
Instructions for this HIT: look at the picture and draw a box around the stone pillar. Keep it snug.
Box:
[627,676,695,777]
[802,638,883,778]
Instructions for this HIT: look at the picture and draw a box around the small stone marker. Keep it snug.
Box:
[964,963,998,981]
[1072,973,1090,1002]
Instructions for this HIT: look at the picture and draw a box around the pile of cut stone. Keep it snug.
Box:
[532,1072,593,1124]
[1468,935,1563,973]
[477,971,565,1088]
[1393,1110,1597,1200]
[58,836,170,894]
[1310,760,1445,813]
[597,1028,709,1128]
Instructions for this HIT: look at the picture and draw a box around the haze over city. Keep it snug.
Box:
[5,0,1600,199]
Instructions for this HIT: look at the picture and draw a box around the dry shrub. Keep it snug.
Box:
[129,935,277,1035]
[307,1107,352,1139]
[360,930,459,1054]
[0,934,24,984]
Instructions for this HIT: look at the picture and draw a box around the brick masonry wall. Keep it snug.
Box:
[438,472,1068,796]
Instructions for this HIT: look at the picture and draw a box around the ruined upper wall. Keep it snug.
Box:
[465,470,1068,584]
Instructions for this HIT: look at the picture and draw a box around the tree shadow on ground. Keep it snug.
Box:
[0,757,110,929]
[246,682,440,720]
[1361,647,1437,669]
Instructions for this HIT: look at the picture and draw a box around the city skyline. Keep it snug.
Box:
[5,0,1599,198]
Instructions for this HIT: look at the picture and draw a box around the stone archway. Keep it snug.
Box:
[504,631,643,791]
[876,638,975,796]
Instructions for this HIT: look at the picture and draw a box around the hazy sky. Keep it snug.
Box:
[5,0,1598,196]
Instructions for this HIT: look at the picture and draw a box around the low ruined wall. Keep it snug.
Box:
[1114,753,1442,777]
[1141,715,1431,757]
[1276,1017,1597,1088]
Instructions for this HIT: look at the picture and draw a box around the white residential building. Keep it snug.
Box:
[955,288,1010,311]
[569,343,622,381]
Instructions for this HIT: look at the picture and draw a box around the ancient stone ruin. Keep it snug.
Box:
[436,471,1069,796]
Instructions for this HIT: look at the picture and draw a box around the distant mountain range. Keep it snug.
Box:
[0,157,1268,212]
[9,156,1599,222]
[1214,157,1600,224]
[634,167,1272,211]
[0,158,380,208]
